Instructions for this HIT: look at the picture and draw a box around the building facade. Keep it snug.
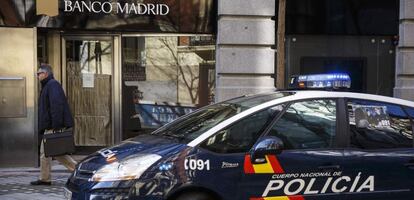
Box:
[0,0,216,167]
[216,0,400,101]
[215,0,276,101]
[395,0,414,100]
[0,0,412,167]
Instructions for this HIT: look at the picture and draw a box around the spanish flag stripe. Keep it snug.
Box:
[267,155,285,173]
[252,155,274,173]
[252,196,305,200]
[288,195,305,200]
[263,196,290,200]
[244,155,255,173]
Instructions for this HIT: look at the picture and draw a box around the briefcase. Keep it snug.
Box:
[43,129,75,157]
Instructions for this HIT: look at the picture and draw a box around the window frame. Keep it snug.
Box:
[344,98,414,149]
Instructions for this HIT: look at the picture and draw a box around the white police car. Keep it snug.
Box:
[65,74,414,200]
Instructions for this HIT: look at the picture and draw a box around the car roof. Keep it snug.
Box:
[290,90,414,107]
[187,91,414,147]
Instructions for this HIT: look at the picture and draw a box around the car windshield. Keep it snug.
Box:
[151,92,293,143]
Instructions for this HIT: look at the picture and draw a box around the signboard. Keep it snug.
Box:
[63,1,170,15]
[0,0,216,33]
[82,73,94,88]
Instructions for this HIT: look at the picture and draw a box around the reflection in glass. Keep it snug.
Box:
[348,100,413,149]
[0,0,25,26]
[200,106,284,153]
[151,92,291,143]
[269,100,337,149]
[122,35,216,139]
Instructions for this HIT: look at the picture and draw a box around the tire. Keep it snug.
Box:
[174,191,216,200]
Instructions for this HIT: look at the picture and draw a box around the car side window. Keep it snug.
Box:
[200,105,285,153]
[267,99,337,149]
[347,99,413,149]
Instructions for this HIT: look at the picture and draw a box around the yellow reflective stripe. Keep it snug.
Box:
[252,155,274,173]
[263,196,290,200]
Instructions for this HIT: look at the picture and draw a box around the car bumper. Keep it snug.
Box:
[65,174,167,200]
[66,185,165,200]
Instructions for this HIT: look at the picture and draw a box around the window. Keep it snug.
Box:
[151,92,292,143]
[121,35,216,139]
[286,0,398,35]
[200,105,285,153]
[37,33,47,64]
[268,99,337,149]
[347,99,413,149]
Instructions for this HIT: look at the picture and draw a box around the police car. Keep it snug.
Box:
[65,74,414,200]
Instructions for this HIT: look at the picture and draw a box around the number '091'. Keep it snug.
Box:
[184,159,210,171]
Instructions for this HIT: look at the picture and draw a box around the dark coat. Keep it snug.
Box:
[38,75,74,131]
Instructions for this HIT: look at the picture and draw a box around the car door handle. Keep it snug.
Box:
[318,165,340,170]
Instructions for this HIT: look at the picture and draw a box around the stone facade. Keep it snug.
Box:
[395,0,414,100]
[215,0,276,101]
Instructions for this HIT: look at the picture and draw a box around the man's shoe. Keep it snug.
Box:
[30,180,51,185]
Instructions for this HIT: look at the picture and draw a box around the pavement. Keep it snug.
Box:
[0,160,76,200]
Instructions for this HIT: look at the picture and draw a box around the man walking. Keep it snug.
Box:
[31,64,77,185]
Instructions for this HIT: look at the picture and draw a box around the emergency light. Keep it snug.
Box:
[289,73,351,90]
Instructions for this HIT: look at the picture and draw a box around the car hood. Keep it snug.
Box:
[76,134,187,172]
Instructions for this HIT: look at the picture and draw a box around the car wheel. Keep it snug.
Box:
[174,192,216,200]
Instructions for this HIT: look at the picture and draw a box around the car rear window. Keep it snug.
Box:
[347,99,413,149]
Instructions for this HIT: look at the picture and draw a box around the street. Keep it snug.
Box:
[0,161,71,200]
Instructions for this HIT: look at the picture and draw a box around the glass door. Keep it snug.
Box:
[63,36,114,147]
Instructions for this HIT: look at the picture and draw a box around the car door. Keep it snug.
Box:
[341,99,414,200]
[197,104,286,200]
[240,99,347,200]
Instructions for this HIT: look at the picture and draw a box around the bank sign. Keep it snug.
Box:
[37,0,169,16]
[65,1,169,15]
[1,0,215,33]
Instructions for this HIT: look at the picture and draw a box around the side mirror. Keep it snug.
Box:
[250,136,284,164]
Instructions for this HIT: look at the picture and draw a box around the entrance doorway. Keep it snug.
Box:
[62,36,119,149]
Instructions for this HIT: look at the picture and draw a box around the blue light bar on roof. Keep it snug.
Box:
[290,73,351,90]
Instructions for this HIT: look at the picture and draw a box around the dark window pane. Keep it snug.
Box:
[200,105,285,153]
[348,100,413,149]
[268,99,336,149]
[286,0,398,35]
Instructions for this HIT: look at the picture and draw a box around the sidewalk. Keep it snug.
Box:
[0,161,73,200]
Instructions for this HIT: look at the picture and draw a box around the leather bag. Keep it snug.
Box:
[43,129,75,157]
